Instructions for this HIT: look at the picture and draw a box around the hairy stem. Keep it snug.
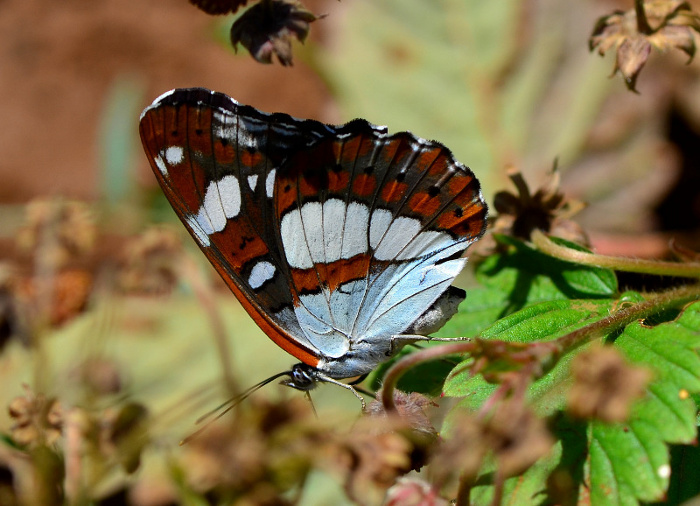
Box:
[381,342,476,412]
[531,230,700,278]
[552,282,700,353]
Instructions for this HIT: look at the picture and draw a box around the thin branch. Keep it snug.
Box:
[381,342,476,412]
[552,282,700,352]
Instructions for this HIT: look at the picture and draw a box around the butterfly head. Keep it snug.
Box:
[280,363,321,392]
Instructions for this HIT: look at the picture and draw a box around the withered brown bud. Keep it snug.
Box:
[230,0,319,66]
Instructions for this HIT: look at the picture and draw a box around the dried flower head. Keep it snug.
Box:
[118,227,183,294]
[364,389,439,475]
[484,399,554,478]
[430,415,488,490]
[365,389,438,440]
[230,0,319,66]
[433,400,553,491]
[590,0,700,91]
[13,268,93,327]
[337,425,414,504]
[16,199,96,269]
[567,346,652,423]
[8,387,63,447]
[72,357,123,397]
[490,166,587,247]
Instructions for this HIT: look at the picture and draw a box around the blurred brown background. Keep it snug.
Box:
[0,0,333,203]
[1,0,700,256]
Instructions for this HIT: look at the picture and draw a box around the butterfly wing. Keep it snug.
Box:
[140,88,487,379]
[139,88,349,367]
[272,124,488,376]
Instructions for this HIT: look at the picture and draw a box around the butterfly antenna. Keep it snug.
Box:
[304,391,318,418]
[181,370,293,445]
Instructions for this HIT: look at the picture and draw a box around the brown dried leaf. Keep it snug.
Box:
[615,36,652,91]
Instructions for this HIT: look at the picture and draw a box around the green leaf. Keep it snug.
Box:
[443,300,700,505]
[468,416,588,505]
[478,236,617,299]
[443,298,615,409]
[438,236,617,341]
[583,301,700,504]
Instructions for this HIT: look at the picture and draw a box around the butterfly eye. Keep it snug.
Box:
[282,364,318,391]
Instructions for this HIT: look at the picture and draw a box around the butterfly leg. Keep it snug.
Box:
[388,334,471,357]
[314,371,367,410]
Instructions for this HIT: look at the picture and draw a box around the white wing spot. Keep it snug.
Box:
[196,176,241,234]
[281,208,314,269]
[341,201,369,259]
[266,169,277,198]
[369,209,393,249]
[373,216,421,261]
[217,175,241,219]
[154,155,167,176]
[248,261,276,289]
[247,174,259,191]
[238,130,258,150]
[164,146,184,165]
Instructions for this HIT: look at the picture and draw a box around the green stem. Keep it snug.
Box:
[635,0,653,34]
[531,230,700,278]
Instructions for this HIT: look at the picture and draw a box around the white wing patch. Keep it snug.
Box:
[340,201,369,259]
[266,169,277,198]
[185,215,211,247]
[154,155,167,176]
[373,216,422,260]
[248,260,276,289]
[247,174,259,191]
[369,209,393,248]
[191,176,242,237]
[164,146,184,165]
[281,201,452,269]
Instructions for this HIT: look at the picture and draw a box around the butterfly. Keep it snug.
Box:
[139,88,488,404]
